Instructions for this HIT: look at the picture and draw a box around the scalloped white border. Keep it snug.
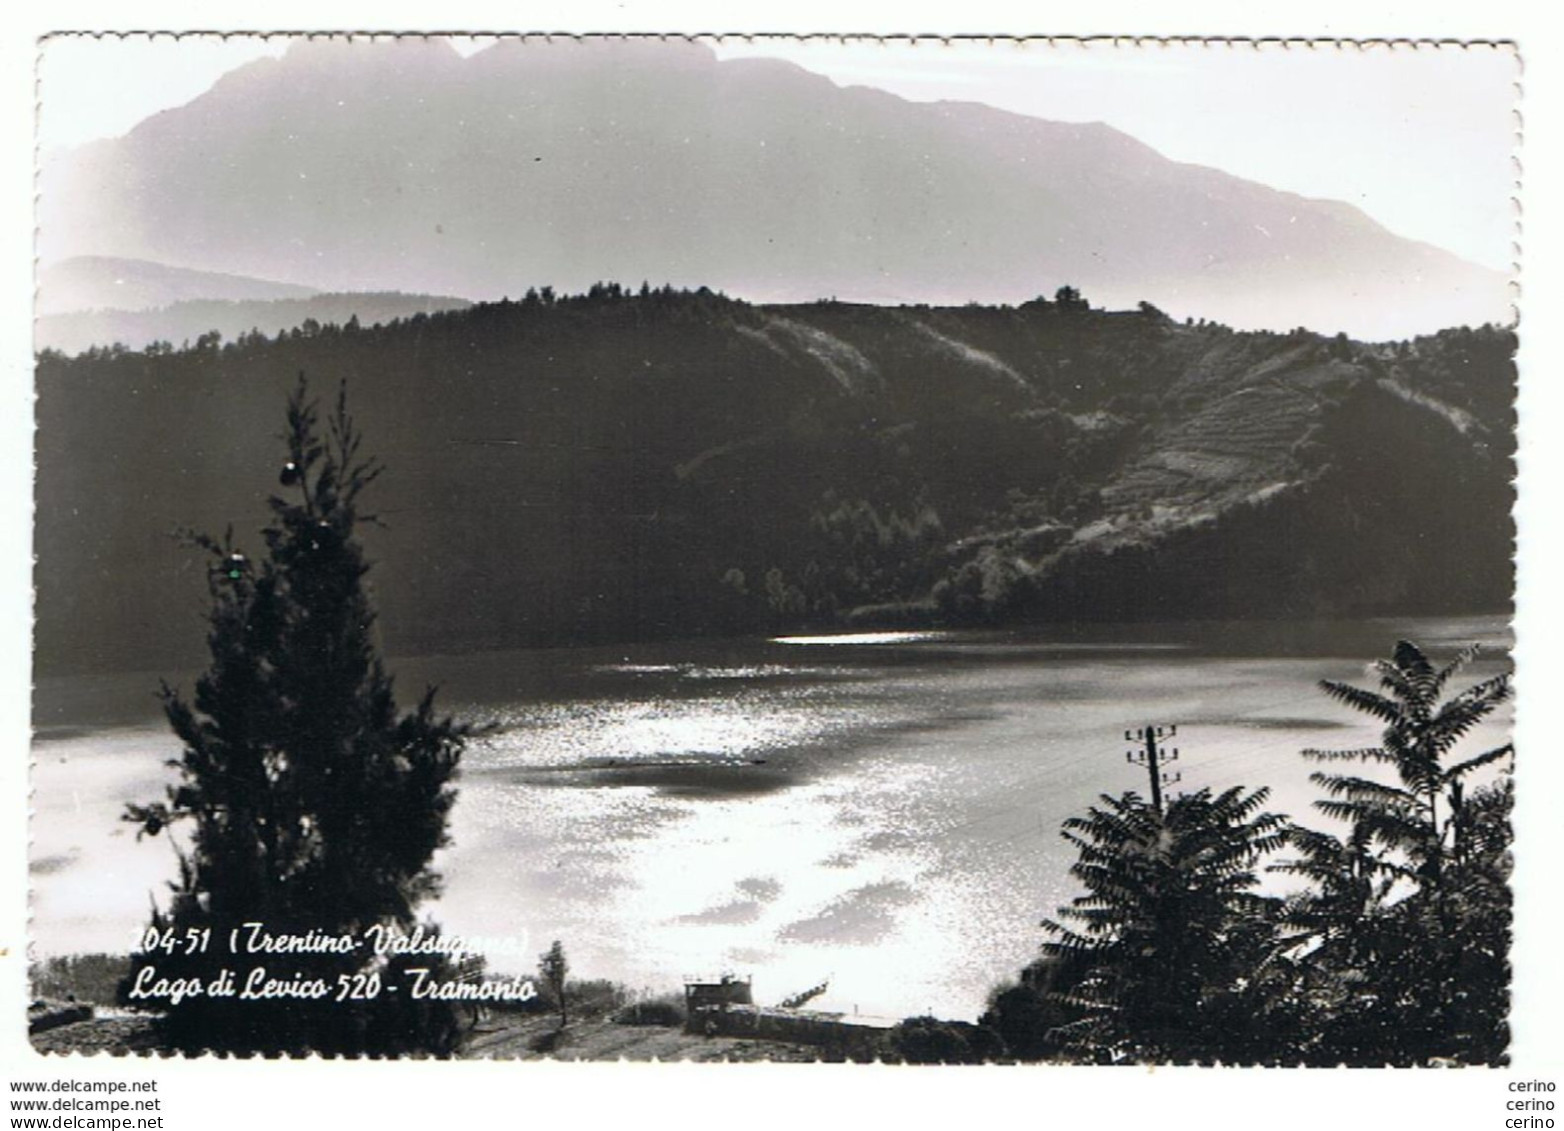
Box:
[6,3,1558,1124]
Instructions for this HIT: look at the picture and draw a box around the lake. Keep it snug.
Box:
[30,614,1513,1022]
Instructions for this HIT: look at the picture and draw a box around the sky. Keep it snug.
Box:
[36,33,1517,271]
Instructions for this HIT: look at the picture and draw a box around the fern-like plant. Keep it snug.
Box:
[1040,785,1292,1064]
[1274,639,1513,1065]
[1303,639,1511,889]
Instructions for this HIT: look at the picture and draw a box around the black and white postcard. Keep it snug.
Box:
[10,16,1560,1127]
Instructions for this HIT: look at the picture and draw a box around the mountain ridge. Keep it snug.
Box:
[36,256,320,317]
[36,283,474,355]
[37,39,1507,340]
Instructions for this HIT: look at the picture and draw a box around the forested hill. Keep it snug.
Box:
[34,289,1514,676]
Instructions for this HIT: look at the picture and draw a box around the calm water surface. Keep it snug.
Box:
[31,616,1512,1020]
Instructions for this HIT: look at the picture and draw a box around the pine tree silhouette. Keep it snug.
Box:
[122,378,469,1054]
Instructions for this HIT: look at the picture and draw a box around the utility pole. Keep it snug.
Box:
[1125,724,1181,813]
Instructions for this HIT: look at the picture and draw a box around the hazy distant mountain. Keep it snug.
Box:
[35,291,1514,676]
[37,290,474,354]
[38,39,1507,340]
[36,256,317,317]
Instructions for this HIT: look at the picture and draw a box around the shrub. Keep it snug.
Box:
[889,1016,1006,1064]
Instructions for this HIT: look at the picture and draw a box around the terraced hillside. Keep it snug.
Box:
[34,289,1514,675]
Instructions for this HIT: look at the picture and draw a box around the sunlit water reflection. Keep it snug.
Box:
[31,616,1512,1020]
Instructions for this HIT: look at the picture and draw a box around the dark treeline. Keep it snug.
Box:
[36,285,1514,675]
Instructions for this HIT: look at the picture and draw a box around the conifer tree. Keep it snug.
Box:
[122,378,469,1054]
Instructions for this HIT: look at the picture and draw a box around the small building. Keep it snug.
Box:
[683,974,753,1033]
